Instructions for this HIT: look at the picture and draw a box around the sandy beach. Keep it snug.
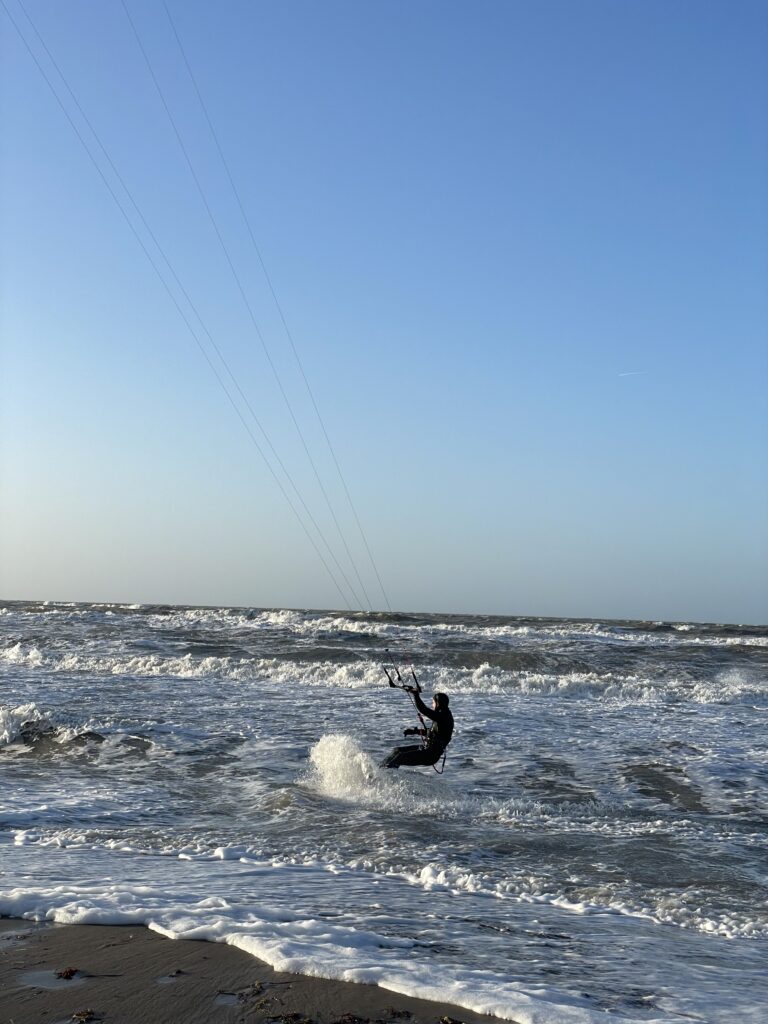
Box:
[0,918,505,1024]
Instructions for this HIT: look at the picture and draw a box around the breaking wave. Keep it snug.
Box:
[3,640,767,707]
[2,602,766,648]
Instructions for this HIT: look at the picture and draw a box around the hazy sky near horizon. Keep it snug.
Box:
[1,0,767,623]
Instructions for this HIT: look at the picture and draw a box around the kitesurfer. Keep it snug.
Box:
[380,689,453,769]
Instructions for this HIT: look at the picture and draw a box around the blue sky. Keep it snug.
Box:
[1,0,766,622]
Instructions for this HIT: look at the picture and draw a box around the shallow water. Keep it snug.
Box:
[1,601,767,1023]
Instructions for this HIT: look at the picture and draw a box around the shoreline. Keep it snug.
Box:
[0,917,511,1024]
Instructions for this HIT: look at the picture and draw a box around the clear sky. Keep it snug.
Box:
[1,0,766,623]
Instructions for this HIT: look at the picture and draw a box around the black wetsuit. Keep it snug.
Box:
[380,693,454,769]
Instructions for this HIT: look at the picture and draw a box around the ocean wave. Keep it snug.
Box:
[391,861,768,940]
[8,813,766,945]
[3,641,766,707]
[0,703,48,746]
[2,602,765,649]
[1,643,46,668]
[0,703,150,759]
[142,609,768,649]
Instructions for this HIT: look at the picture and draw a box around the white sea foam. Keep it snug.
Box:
[0,864,675,1024]
[1,643,45,667]
[147,608,766,648]
[4,601,765,647]
[4,640,766,708]
[0,703,48,746]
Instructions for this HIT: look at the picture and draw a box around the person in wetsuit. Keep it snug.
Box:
[380,689,453,769]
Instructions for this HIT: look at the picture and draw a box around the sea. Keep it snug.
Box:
[1,600,766,1024]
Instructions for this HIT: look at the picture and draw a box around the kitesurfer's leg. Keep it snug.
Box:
[380,745,441,769]
[380,745,412,768]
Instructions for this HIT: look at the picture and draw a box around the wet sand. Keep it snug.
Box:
[0,918,509,1024]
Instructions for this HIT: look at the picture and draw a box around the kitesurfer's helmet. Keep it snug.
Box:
[433,692,449,708]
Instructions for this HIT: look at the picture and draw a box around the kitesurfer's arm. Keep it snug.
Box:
[407,688,438,721]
